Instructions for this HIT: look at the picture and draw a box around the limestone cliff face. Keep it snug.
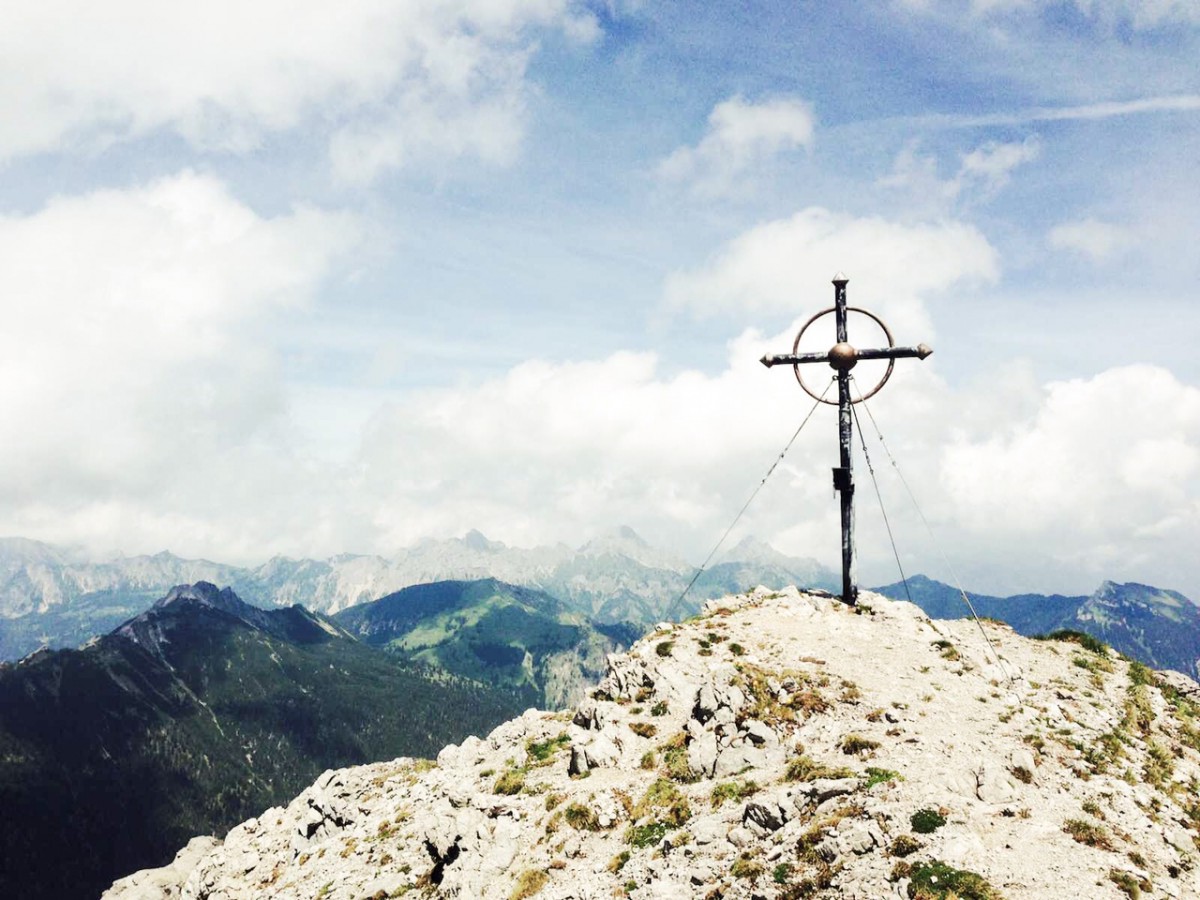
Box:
[106,588,1200,900]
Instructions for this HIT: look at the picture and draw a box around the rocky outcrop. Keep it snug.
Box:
[106,587,1200,899]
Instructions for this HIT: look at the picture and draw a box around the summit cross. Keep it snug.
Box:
[760,274,932,607]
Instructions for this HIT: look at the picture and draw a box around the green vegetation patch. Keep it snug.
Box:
[864,767,903,789]
[793,687,831,716]
[1073,654,1114,675]
[607,850,631,873]
[563,803,603,831]
[839,734,880,755]
[890,834,922,857]
[910,808,947,834]
[1082,729,1126,775]
[906,860,1002,899]
[659,732,699,783]
[494,768,526,795]
[736,664,787,721]
[1143,740,1174,790]
[1123,679,1154,738]
[625,821,670,849]
[1109,868,1151,899]
[1035,629,1110,656]
[633,779,691,825]
[784,755,855,783]
[655,641,674,658]
[526,733,570,765]
[624,778,691,848]
[931,639,959,661]
[710,779,760,808]
[730,854,764,879]
[1064,818,1114,850]
[1128,660,1154,687]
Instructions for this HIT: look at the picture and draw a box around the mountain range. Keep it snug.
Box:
[0,582,527,900]
[875,575,1200,679]
[4,531,1198,688]
[0,530,838,660]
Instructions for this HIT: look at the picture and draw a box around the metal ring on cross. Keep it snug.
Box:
[792,306,896,405]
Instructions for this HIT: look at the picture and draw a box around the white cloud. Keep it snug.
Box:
[0,0,596,177]
[0,172,359,559]
[663,207,999,338]
[1048,218,1137,262]
[881,136,1040,210]
[350,328,902,557]
[658,95,815,196]
[939,365,1200,587]
[958,136,1040,193]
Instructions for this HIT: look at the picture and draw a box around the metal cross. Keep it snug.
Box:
[760,274,932,606]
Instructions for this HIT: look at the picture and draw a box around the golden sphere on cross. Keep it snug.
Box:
[827,341,858,371]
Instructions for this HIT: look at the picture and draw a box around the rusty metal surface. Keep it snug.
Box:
[771,304,900,405]
[827,342,858,371]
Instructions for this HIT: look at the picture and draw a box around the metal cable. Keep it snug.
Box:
[848,378,912,605]
[673,377,834,611]
[856,392,1014,684]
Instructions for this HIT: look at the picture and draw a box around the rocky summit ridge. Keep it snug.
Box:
[106,588,1200,900]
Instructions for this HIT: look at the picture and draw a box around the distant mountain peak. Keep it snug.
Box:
[615,524,647,544]
[719,534,785,564]
[579,525,648,549]
[576,526,687,572]
[461,529,503,553]
[156,581,244,613]
[129,582,320,651]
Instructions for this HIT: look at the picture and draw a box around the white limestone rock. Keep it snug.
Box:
[105,588,1200,900]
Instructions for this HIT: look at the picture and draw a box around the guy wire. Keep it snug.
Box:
[855,388,1014,684]
[848,377,912,606]
[673,377,834,612]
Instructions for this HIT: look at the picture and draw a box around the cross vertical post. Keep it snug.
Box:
[759,274,933,607]
[832,276,856,606]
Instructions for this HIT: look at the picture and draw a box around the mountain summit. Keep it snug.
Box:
[108,587,1200,899]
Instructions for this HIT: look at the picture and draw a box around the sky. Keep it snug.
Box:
[1,0,1198,600]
